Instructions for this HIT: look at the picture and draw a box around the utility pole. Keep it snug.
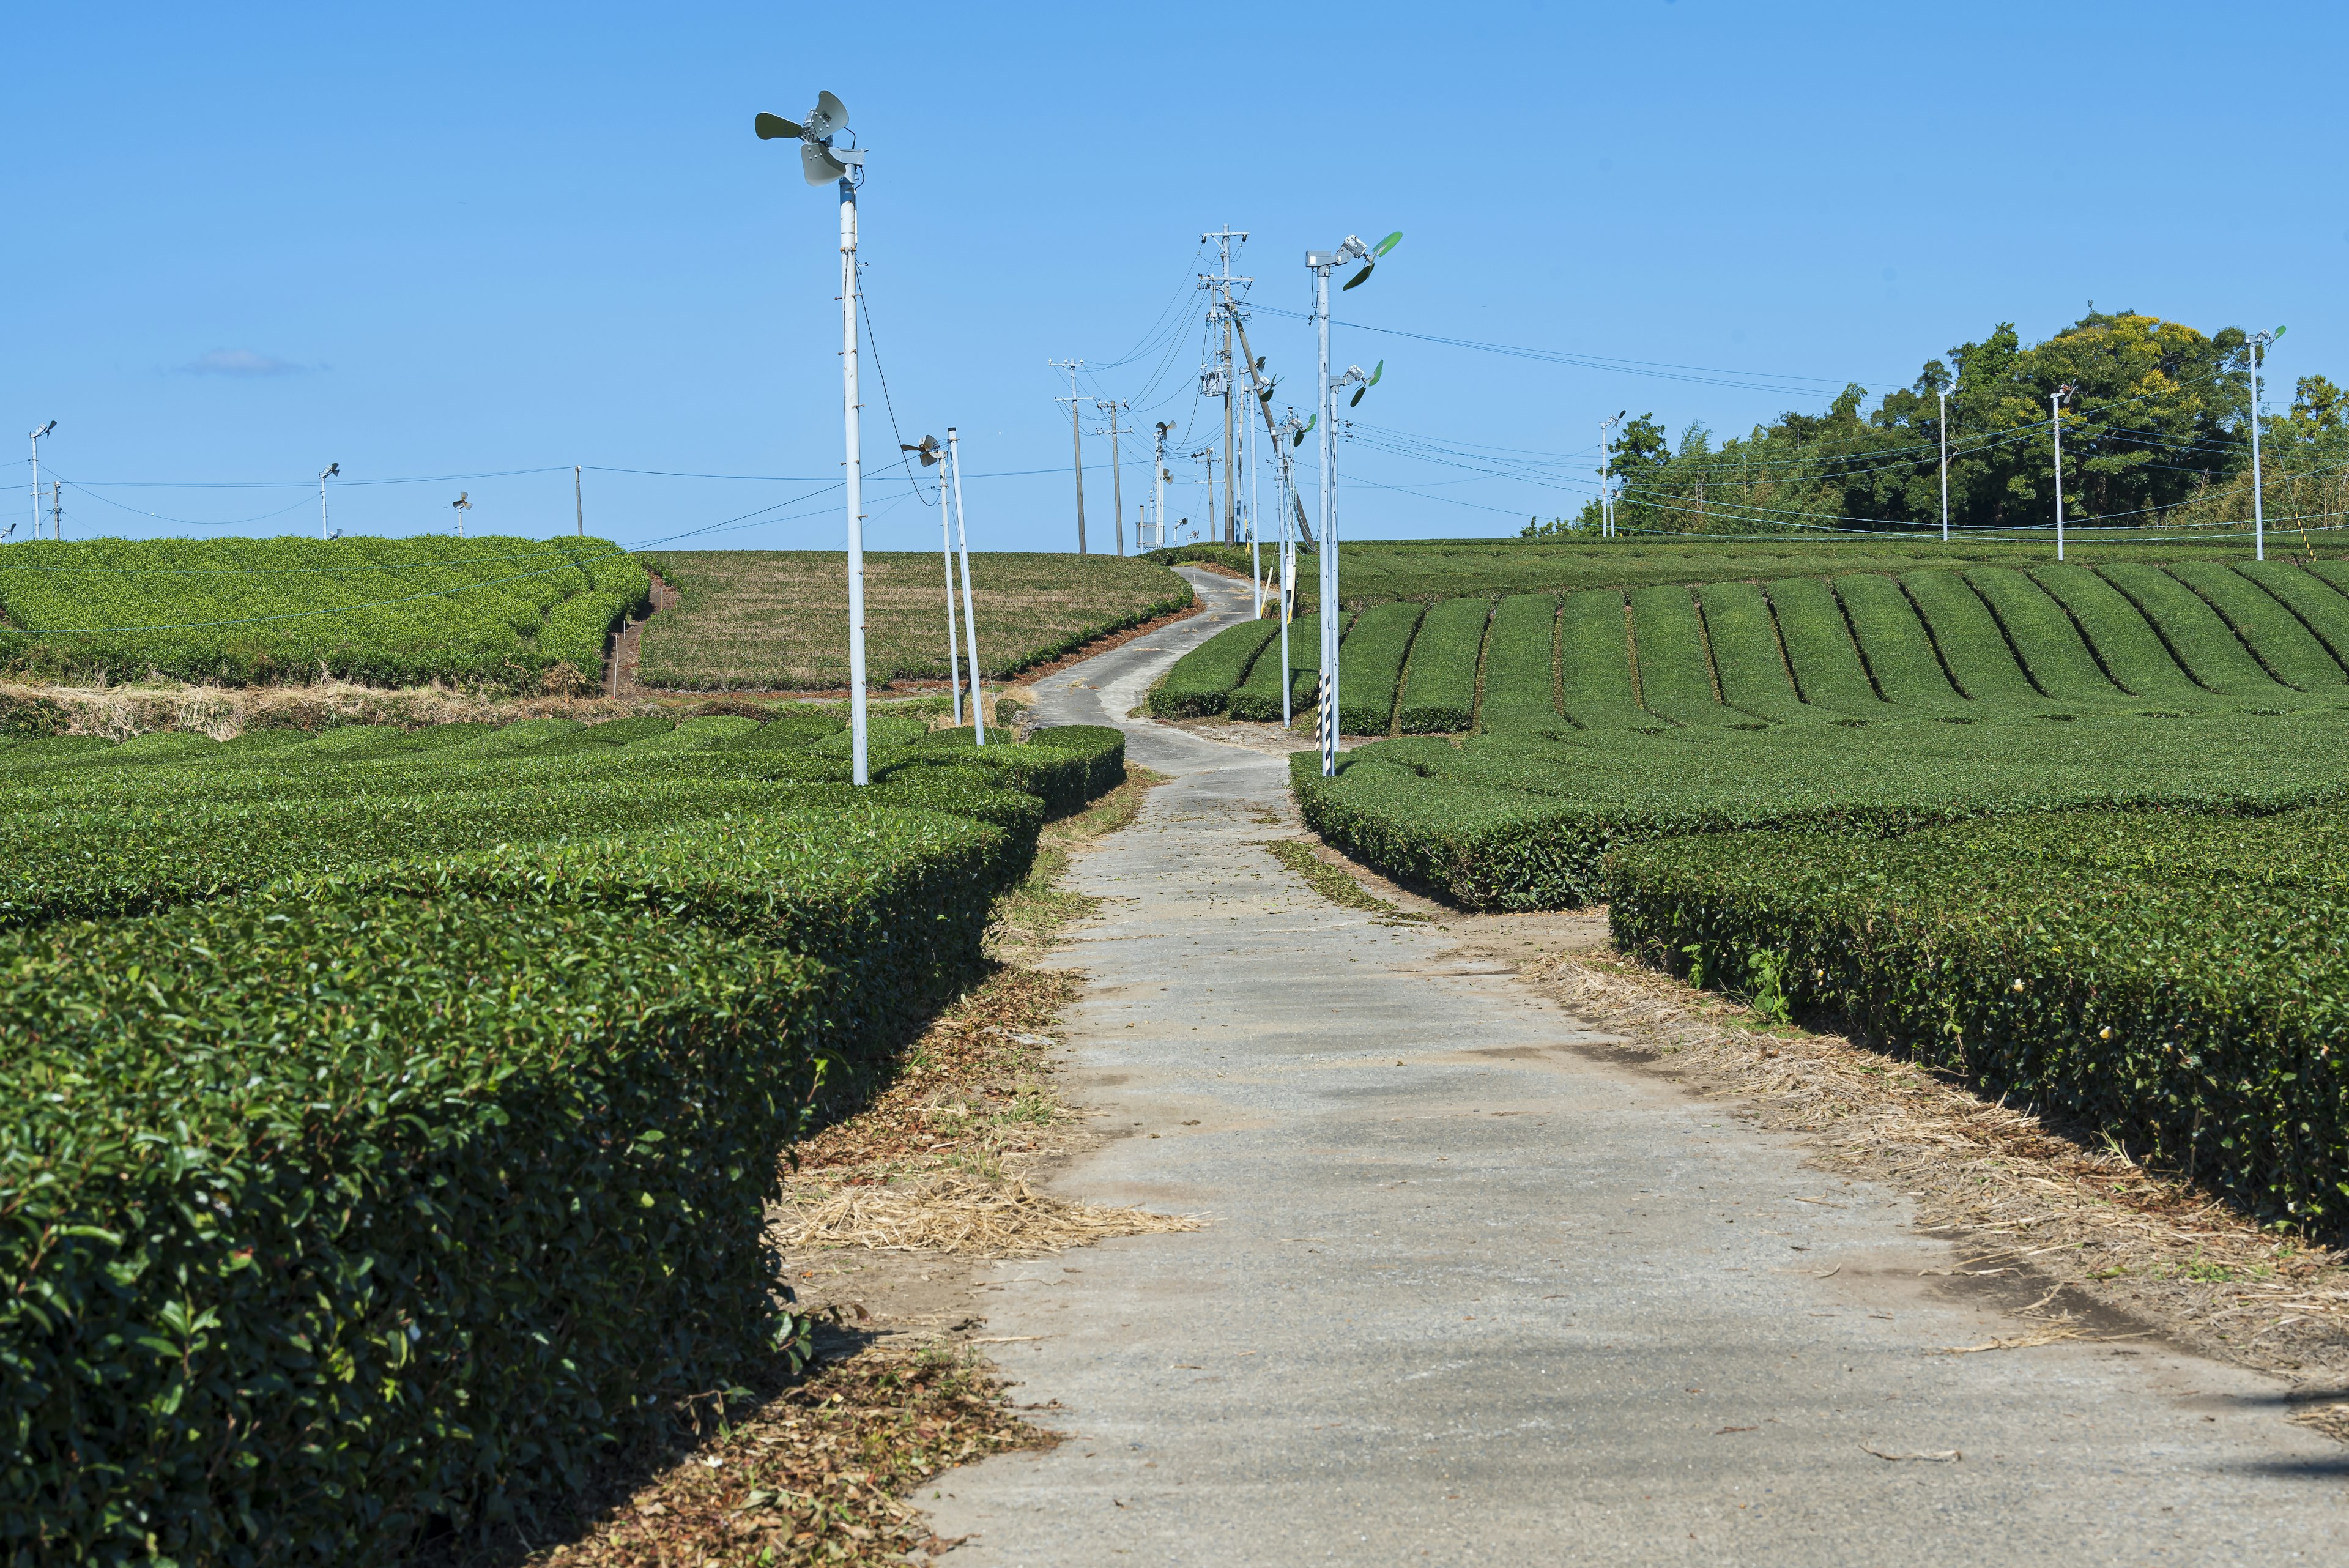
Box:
[1277,407,1305,726]
[1198,228,1250,548]
[26,422,54,544]
[1096,398,1128,557]
[46,482,61,541]
[1050,359,1087,553]
[575,465,584,537]
[2050,383,2076,562]
[2248,327,2285,563]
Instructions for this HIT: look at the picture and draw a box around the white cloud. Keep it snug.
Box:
[179,348,319,376]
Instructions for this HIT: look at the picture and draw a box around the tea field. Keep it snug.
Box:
[0,535,648,690]
[1246,551,2349,1230]
[0,709,1126,1562]
[636,549,1193,690]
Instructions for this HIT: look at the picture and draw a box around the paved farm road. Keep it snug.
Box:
[927,567,2342,1565]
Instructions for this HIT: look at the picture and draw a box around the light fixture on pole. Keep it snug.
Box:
[2049,384,2076,562]
[904,434,962,726]
[1597,410,1625,537]
[1304,231,1400,779]
[26,422,54,545]
[757,90,871,784]
[318,463,340,541]
[946,426,985,745]
[450,491,472,538]
[2247,327,2285,563]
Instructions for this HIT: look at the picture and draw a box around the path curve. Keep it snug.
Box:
[929,566,2340,1564]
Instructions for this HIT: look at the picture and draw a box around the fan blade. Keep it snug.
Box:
[755,111,803,141]
[1350,386,1367,407]
[1366,360,1383,388]
[1373,231,1401,257]
[802,141,848,185]
[1341,261,1374,291]
[804,89,849,141]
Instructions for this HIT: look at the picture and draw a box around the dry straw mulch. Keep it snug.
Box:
[1527,947,2349,1441]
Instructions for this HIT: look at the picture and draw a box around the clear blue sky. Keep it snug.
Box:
[5,1,2341,554]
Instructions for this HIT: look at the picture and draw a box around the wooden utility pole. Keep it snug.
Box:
[1050,359,1088,553]
[1097,398,1129,556]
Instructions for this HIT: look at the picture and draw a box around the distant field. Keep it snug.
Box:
[1149,533,2325,609]
[0,535,646,691]
[634,551,1193,690]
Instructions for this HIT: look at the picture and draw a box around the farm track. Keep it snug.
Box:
[916,568,2344,1564]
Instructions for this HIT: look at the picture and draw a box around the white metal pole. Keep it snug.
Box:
[2050,392,2065,563]
[1938,386,1950,544]
[320,470,330,540]
[575,464,584,537]
[1598,418,1609,537]
[939,457,962,726]
[2250,338,2265,562]
[1152,424,1167,551]
[948,428,986,745]
[1248,395,1263,617]
[1315,261,1338,778]
[1278,432,1295,728]
[840,177,869,785]
[28,431,43,544]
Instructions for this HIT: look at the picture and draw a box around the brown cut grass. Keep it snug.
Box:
[634,551,1193,690]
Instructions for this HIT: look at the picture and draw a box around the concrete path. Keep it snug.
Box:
[931,567,2344,1565]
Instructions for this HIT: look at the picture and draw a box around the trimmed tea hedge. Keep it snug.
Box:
[0,708,1133,1561]
[1335,601,1424,735]
[1148,617,1280,718]
[1,890,833,1564]
[1395,597,1488,733]
[1477,595,1559,731]
[1603,808,2349,1223]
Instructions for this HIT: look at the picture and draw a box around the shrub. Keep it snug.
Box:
[1603,808,2349,1224]
[1475,595,1559,731]
[1335,601,1424,735]
[1148,618,1279,718]
[0,891,831,1564]
[1395,598,1489,732]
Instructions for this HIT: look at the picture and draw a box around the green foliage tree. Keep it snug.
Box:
[1576,311,2291,537]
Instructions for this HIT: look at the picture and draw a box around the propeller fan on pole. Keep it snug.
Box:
[1340,231,1402,291]
[755,91,861,185]
[755,88,873,782]
[901,434,943,467]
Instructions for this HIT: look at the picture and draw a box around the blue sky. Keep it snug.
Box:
[4,1,2342,554]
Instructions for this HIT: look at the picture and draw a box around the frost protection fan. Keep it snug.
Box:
[755,90,856,185]
[901,434,943,466]
[1341,231,1402,291]
[1293,412,1316,448]
[1349,360,1384,408]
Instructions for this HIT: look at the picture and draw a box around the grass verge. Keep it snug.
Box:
[1261,838,1427,924]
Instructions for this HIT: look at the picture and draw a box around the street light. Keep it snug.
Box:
[2247,327,2286,562]
[26,422,54,543]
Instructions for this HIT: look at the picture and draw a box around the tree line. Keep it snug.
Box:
[1525,311,2349,538]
